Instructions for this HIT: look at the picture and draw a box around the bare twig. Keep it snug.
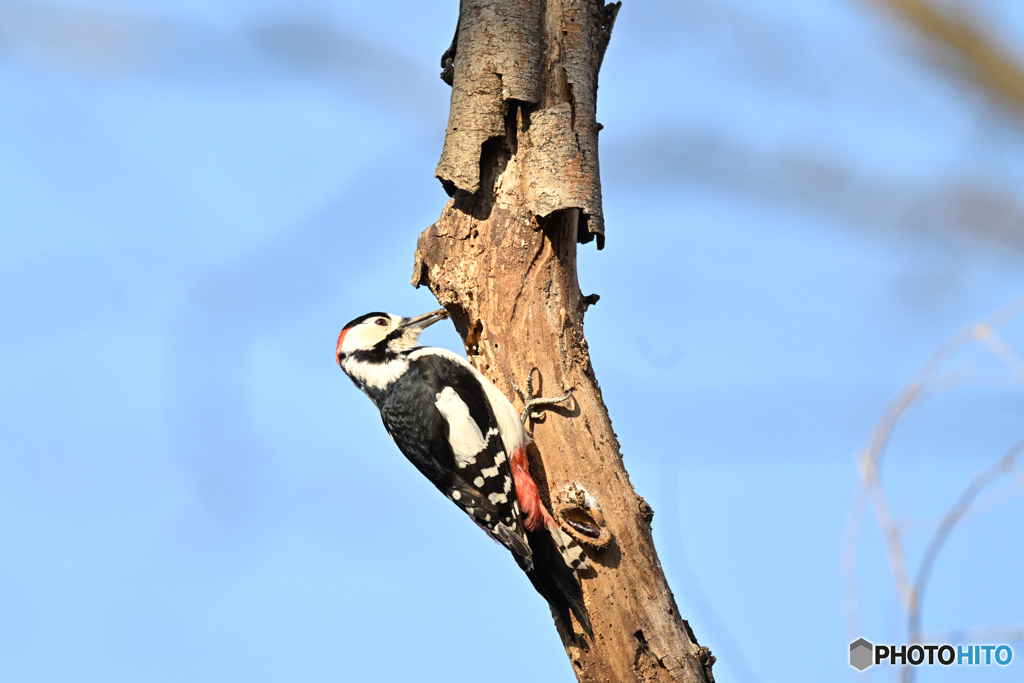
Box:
[904,439,1024,682]
[919,625,1024,644]
[842,293,1024,653]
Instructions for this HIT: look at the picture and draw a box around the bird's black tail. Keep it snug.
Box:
[518,527,593,637]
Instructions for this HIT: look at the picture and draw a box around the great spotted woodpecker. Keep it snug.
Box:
[336,309,592,636]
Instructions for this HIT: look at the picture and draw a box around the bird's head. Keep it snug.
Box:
[336,308,449,365]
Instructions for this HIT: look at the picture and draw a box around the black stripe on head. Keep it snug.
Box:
[385,327,409,343]
[341,312,391,331]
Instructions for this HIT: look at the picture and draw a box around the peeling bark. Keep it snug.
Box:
[434,0,607,246]
[414,2,713,681]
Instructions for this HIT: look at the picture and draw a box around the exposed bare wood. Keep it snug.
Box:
[413,1,712,681]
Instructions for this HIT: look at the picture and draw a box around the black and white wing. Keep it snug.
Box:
[378,350,531,560]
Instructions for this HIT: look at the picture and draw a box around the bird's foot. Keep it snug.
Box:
[512,368,573,424]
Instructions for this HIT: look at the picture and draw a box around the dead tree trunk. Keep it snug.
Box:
[412,2,715,681]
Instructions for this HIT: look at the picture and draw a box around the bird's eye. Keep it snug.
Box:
[375,318,388,326]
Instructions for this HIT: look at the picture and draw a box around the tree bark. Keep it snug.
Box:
[413,2,715,681]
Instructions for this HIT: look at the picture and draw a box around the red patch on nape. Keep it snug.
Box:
[510,446,558,532]
[335,327,351,365]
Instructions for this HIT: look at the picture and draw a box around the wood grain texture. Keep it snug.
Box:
[415,2,715,681]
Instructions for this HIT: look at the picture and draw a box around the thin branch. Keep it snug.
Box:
[918,625,1024,644]
[895,475,1024,533]
[908,438,1024,646]
[841,293,1024,643]
[869,0,1024,118]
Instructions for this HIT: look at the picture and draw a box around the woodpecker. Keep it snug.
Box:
[336,308,592,636]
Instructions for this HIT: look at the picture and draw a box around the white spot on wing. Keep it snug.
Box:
[434,386,485,468]
[409,347,528,455]
[451,490,461,500]
[488,492,508,505]
[473,476,485,487]
[480,465,499,478]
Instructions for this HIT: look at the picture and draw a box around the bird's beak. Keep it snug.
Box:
[399,308,449,332]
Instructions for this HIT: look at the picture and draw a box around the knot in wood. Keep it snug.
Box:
[636,494,655,524]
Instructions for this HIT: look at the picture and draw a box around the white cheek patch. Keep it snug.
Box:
[340,324,388,354]
[434,386,486,468]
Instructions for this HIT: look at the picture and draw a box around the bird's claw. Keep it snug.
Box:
[512,367,573,424]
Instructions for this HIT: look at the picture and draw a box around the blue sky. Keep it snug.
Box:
[2,1,1023,681]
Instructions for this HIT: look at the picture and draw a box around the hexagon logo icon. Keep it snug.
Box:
[850,638,874,671]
